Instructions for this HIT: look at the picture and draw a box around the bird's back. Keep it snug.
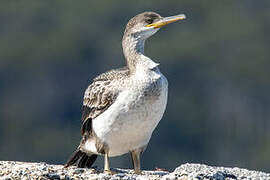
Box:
[93,67,130,81]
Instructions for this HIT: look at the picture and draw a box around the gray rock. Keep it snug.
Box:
[167,163,270,180]
[0,161,269,180]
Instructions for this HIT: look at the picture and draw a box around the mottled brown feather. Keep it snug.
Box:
[81,67,130,136]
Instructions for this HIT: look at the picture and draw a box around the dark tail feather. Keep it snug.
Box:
[64,149,83,167]
[85,154,98,167]
[64,149,97,168]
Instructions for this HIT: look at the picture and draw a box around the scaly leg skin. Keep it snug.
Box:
[104,150,110,173]
[130,149,142,174]
[103,150,117,174]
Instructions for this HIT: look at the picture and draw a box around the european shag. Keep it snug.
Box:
[65,11,186,174]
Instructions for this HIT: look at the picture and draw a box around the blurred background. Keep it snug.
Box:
[0,0,270,172]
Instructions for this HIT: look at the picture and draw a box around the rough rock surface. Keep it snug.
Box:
[0,161,269,180]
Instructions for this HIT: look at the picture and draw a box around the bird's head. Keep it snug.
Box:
[124,11,186,40]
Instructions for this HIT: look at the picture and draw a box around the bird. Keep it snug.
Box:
[64,11,186,174]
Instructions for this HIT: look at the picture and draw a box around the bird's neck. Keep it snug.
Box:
[122,34,158,73]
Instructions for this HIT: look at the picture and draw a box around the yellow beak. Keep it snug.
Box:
[146,14,186,29]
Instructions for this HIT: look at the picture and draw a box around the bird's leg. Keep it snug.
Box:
[103,149,117,174]
[104,150,110,173]
[130,149,142,174]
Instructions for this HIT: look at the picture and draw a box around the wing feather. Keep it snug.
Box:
[80,67,129,136]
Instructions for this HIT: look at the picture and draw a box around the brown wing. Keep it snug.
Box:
[80,67,129,136]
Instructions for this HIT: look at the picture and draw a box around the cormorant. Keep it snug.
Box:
[65,11,186,174]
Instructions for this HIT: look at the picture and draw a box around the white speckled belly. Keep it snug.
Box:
[85,70,168,157]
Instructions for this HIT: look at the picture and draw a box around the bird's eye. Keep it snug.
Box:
[145,19,153,24]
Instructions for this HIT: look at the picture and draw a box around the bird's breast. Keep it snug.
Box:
[133,67,166,100]
[89,68,168,156]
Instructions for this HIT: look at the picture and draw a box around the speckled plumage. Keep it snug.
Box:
[65,11,181,172]
[81,62,167,157]
[82,67,129,121]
